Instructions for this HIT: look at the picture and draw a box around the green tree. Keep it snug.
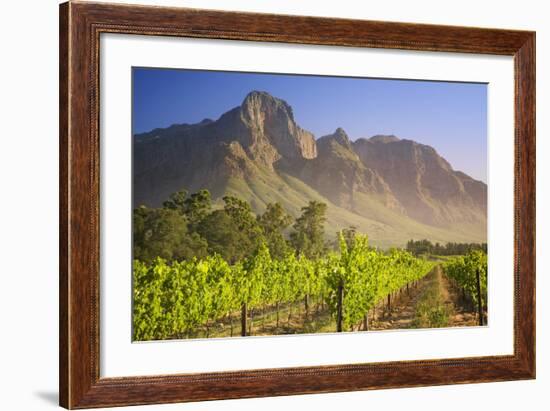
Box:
[162,189,211,228]
[257,202,293,259]
[162,189,188,212]
[184,189,212,229]
[197,210,245,263]
[290,201,328,259]
[223,195,264,255]
[133,206,207,262]
[196,197,264,263]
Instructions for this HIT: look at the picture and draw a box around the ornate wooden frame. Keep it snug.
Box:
[59,1,535,408]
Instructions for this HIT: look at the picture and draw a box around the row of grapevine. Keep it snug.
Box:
[443,250,488,325]
[133,234,434,341]
[325,235,434,331]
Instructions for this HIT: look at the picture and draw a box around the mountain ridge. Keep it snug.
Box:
[134,90,487,247]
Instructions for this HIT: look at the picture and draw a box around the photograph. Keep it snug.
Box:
[131,68,488,341]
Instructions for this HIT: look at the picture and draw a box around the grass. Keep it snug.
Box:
[411,267,453,328]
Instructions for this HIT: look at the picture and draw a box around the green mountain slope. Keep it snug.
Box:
[222,167,485,249]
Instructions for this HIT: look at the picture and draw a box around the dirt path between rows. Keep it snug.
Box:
[369,270,434,330]
[370,265,479,330]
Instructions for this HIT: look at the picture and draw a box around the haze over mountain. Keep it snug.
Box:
[134,91,487,248]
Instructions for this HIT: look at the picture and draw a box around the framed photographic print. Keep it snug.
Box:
[59,1,535,409]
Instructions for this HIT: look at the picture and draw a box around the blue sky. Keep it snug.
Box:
[133,68,487,182]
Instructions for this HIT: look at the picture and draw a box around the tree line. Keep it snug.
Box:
[406,238,487,257]
[134,189,332,264]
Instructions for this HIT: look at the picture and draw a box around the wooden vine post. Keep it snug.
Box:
[476,268,484,326]
[241,302,247,336]
[336,281,344,332]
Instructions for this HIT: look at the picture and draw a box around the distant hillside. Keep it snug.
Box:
[134,91,486,248]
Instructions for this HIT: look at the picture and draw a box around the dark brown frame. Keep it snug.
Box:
[59,1,536,409]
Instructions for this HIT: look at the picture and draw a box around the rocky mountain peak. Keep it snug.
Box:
[241,90,295,123]
[369,134,400,144]
[237,91,316,162]
[319,127,352,150]
[333,127,350,143]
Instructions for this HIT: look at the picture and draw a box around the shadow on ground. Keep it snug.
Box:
[34,391,58,406]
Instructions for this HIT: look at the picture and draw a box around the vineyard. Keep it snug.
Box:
[133,234,435,341]
[443,250,488,325]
